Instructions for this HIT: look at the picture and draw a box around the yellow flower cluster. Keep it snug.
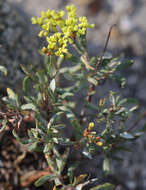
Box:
[83,122,103,146]
[31,4,95,58]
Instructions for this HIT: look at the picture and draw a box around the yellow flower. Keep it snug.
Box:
[44,31,48,37]
[41,11,46,18]
[96,141,103,146]
[31,4,94,58]
[38,30,44,37]
[31,17,37,24]
[41,47,48,54]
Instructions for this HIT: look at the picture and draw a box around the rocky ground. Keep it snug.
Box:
[0,0,146,189]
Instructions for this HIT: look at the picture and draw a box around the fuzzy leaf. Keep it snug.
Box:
[43,143,51,153]
[21,103,37,111]
[23,76,32,94]
[82,148,92,159]
[120,132,134,139]
[46,56,56,77]
[35,174,58,187]
[20,64,30,75]
[29,142,38,151]
[90,183,115,190]
[142,123,146,132]
[75,174,87,185]
[0,65,7,75]
[67,162,79,182]
[7,88,19,107]
[68,56,81,64]
[88,77,98,85]
[12,130,30,144]
[116,60,134,70]
[103,158,110,175]
[49,78,56,92]
[0,119,7,133]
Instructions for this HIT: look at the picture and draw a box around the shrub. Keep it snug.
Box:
[0,4,145,190]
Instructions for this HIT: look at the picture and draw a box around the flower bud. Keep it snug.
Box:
[88,122,94,131]
[96,141,103,146]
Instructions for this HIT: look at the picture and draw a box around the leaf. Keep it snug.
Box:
[75,184,84,190]
[7,88,17,100]
[46,56,56,77]
[67,162,79,182]
[115,107,125,115]
[0,65,7,75]
[37,70,48,85]
[29,142,38,151]
[129,105,138,112]
[53,186,57,190]
[23,76,32,94]
[90,183,115,190]
[60,147,70,172]
[45,153,58,172]
[124,98,139,105]
[63,73,73,80]
[58,106,82,139]
[111,75,126,87]
[56,137,72,146]
[87,77,98,85]
[116,60,134,71]
[75,178,98,190]
[7,88,19,107]
[60,92,74,99]
[20,64,30,75]
[12,129,30,144]
[35,174,58,187]
[103,158,110,175]
[75,174,87,185]
[68,56,81,64]
[49,78,56,92]
[59,64,81,74]
[43,143,51,153]
[120,132,134,139]
[118,98,128,105]
[47,114,56,130]
[86,102,99,111]
[0,119,7,133]
[133,132,143,138]
[82,148,92,159]
[53,146,62,173]
[21,103,37,111]
[142,123,146,132]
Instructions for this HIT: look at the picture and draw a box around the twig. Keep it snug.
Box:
[95,24,117,72]
[79,24,116,124]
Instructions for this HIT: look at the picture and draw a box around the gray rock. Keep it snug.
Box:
[1,0,146,189]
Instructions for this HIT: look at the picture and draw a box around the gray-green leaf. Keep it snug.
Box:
[0,65,7,75]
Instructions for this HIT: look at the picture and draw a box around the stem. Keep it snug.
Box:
[79,25,116,124]
[95,24,116,72]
